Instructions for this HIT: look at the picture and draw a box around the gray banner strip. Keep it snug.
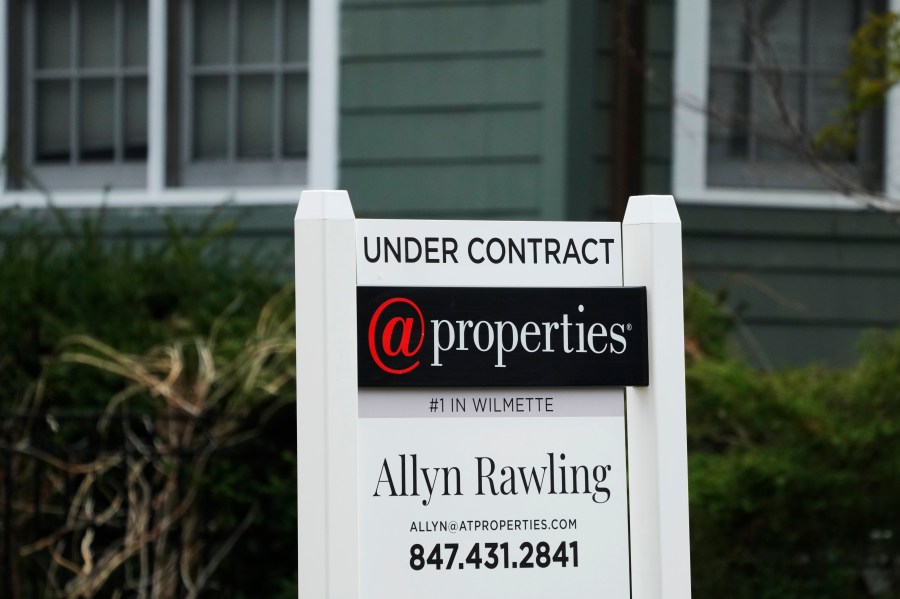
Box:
[358,388,624,418]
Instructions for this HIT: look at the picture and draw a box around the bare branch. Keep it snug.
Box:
[185,507,257,599]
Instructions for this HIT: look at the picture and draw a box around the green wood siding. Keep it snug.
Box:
[343,112,541,162]
[342,57,543,109]
[340,0,581,219]
[682,205,900,367]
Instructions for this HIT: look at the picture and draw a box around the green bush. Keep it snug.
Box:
[0,207,297,598]
[0,206,283,410]
[3,208,898,598]
[685,286,900,599]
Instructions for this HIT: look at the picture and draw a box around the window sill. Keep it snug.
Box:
[673,185,897,212]
[0,185,310,209]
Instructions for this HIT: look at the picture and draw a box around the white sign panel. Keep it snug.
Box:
[358,389,629,598]
[356,219,623,287]
[356,219,631,599]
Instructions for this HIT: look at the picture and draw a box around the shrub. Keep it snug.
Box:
[3,208,898,598]
[0,206,283,411]
[0,207,297,598]
[685,286,900,599]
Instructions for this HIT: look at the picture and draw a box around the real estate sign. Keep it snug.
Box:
[356,220,644,598]
[296,192,691,599]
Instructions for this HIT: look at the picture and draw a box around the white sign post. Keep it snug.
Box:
[295,191,691,599]
[623,197,692,599]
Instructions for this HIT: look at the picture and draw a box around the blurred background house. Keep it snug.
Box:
[1,1,899,361]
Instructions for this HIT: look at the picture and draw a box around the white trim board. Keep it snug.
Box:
[1,187,308,209]
[308,0,340,190]
[886,0,900,200]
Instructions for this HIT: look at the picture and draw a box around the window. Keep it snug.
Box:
[1,0,334,205]
[20,0,148,189]
[180,0,308,186]
[674,0,889,206]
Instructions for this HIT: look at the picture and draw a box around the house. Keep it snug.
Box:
[1,0,898,367]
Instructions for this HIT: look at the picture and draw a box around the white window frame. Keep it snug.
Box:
[673,0,900,210]
[0,0,338,208]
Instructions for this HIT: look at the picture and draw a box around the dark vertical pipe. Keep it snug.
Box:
[611,0,646,219]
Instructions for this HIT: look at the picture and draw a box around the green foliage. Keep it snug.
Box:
[5,212,898,598]
[204,443,298,599]
[0,207,297,597]
[685,286,900,599]
[816,11,900,155]
[0,206,282,410]
[683,283,734,362]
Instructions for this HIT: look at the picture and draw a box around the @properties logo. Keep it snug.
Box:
[367,297,425,374]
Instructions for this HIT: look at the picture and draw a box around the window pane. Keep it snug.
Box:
[195,0,230,65]
[810,0,857,68]
[709,0,746,65]
[707,71,749,160]
[81,79,116,160]
[125,77,148,160]
[284,0,308,62]
[81,0,116,68]
[755,0,803,67]
[238,75,273,158]
[705,0,880,190]
[284,73,308,157]
[239,0,275,64]
[36,80,71,162]
[125,0,149,67]
[37,0,71,69]
[809,76,846,134]
[194,76,229,158]
[755,74,803,160]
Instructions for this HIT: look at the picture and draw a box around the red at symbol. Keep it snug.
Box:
[367,297,425,374]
